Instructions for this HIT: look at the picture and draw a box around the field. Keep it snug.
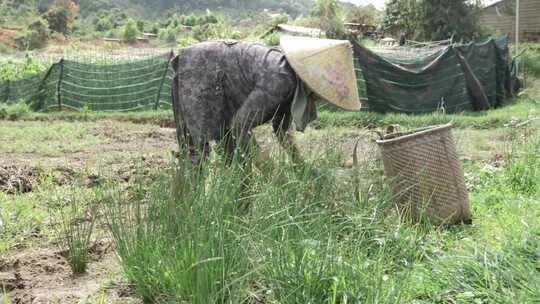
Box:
[0,77,539,303]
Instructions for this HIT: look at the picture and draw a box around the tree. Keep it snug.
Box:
[420,0,483,41]
[347,4,383,26]
[14,17,49,50]
[44,0,80,35]
[95,17,112,32]
[310,0,346,39]
[120,18,139,43]
[383,0,483,42]
[383,0,422,37]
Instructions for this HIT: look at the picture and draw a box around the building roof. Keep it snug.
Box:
[277,24,323,37]
[483,0,507,10]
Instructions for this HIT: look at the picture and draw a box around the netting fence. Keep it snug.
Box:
[1,50,174,112]
[0,70,48,104]
[352,36,519,114]
[1,37,519,114]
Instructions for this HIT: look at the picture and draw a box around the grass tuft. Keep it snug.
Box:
[49,187,97,274]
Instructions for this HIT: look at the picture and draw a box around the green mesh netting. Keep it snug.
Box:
[0,71,48,104]
[1,51,174,112]
[1,39,518,114]
[352,36,518,113]
[58,52,173,112]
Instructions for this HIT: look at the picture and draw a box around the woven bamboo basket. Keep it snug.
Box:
[376,124,471,225]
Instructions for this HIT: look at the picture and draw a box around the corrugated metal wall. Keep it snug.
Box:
[480,0,540,42]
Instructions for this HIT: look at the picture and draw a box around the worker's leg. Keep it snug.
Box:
[189,141,211,168]
[273,112,303,164]
[228,89,275,163]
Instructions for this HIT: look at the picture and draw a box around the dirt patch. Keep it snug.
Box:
[0,240,141,304]
[0,122,177,169]
[0,154,170,194]
[0,165,82,194]
[0,166,38,195]
[0,28,18,48]
[97,125,174,144]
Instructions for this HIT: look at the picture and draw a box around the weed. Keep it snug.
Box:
[105,137,431,303]
[49,187,97,273]
[503,128,540,195]
[520,45,540,78]
[79,105,92,121]
[0,120,106,156]
[1,288,9,304]
[0,102,31,121]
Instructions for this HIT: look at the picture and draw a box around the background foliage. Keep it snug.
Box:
[384,0,484,42]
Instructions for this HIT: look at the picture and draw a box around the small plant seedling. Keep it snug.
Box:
[49,189,96,274]
[1,287,9,304]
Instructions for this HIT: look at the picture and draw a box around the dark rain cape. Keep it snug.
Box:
[171,41,317,145]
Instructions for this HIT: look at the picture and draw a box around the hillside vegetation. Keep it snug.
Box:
[1,0,314,21]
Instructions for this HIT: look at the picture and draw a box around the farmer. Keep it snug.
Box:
[171,36,360,165]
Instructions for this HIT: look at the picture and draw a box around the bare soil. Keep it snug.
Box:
[0,124,177,168]
[0,166,38,195]
[0,122,176,195]
[0,239,141,304]
[0,28,18,48]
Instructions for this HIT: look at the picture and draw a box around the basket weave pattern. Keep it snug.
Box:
[377,124,471,224]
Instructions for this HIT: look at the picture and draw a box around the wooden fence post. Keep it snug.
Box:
[154,50,174,111]
[56,59,65,111]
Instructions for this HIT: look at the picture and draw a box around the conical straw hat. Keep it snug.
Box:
[280,36,361,111]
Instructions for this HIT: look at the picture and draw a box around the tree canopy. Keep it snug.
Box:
[384,0,484,42]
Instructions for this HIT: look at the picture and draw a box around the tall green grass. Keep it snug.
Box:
[105,150,254,303]
[421,129,540,303]
[520,44,540,78]
[314,97,537,130]
[105,129,540,303]
[104,142,431,303]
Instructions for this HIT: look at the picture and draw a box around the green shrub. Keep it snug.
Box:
[310,0,346,39]
[264,31,281,46]
[158,25,178,44]
[0,102,31,121]
[192,19,240,42]
[44,0,80,35]
[167,13,221,29]
[177,36,198,48]
[95,17,112,32]
[521,48,540,78]
[14,18,49,50]
[150,22,160,34]
[180,14,198,26]
[120,18,139,43]
[136,20,146,32]
[0,54,46,81]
